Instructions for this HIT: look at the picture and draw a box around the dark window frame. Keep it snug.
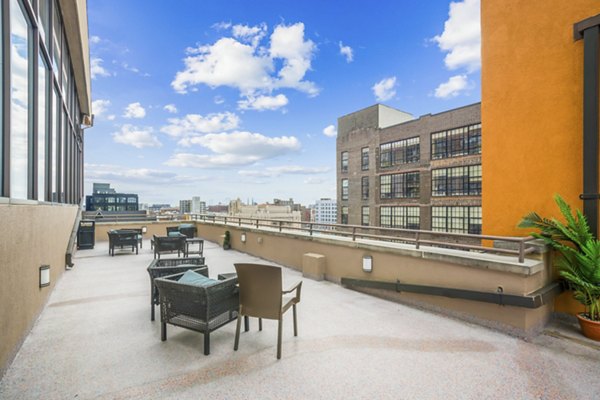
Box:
[361,176,369,200]
[341,178,349,200]
[431,165,481,197]
[431,123,481,160]
[431,206,482,234]
[361,147,369,170]
[379,136,420,168]
[380,206,420,229]
[380,171,420,199]
[341,151,348,173]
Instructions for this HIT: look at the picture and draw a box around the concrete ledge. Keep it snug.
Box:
[303,253,326,281]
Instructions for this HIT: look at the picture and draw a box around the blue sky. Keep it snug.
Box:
[85,0,481,206]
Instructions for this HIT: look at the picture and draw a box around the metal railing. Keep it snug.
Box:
[189,214,538,263]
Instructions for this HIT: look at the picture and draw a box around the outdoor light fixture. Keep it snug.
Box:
[241,233,247,243]
[142,226,147,234]
[39,265,50,288]
[362,256,373,273]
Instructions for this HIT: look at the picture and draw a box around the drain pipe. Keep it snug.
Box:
[575,15,600,238]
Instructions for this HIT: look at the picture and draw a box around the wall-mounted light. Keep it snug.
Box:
[241,233,247,243]
[142,226,147,234]
[257,237,263,244]
[362,256,372,273]
[40,265,50,288]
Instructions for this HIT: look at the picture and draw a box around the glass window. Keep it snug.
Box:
[381,172,419,199]
[361,147,369,170]
[361,206,370,226]
[52,0,61,76]
[341,151,348,173]
[361,176,369,200]
[380,206,420,229]
[38,55,49,201]
[431,165,481,197]
[60,108,66,202]
[10,0,31,199]
[431,123,481,160]
[38,0,50,44]
[341,179,349,200]
[380,137,420,168]
[341,206,348,224]
[51,86,59,201]
[432,206,482,234]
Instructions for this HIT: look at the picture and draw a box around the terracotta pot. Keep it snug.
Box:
[576,314,600,341]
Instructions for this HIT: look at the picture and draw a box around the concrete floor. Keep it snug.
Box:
[1,239,599,400]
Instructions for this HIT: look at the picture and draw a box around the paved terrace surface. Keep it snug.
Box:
[1,239,600,400]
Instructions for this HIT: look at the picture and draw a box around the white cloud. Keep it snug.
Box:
[90,35,101,44]
[239,165,329,178]
[172,22,319,100]
[238,94,288,111]
[433,0,481,72]
[92,99,111,117]
[372,77,397,102]
[123,102,146,119]
[339,42,353,63]
[214,95,225,104]
[85,163,207,185]
[434,74,470,98]
[304,177,325,184]
[161,112,240,138]
[163,104,178,114]
[232,23,267,47]
[107,115,116,121]
[323,125,337,137]
[112,125,161,148]
[91,57,111,79]
[166,131,301,168]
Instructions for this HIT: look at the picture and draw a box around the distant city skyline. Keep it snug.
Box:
[85,0,481,205]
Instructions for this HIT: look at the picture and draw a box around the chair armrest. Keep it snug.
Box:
[282,281,302,302]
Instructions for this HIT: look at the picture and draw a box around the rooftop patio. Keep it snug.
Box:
[1,239,599,399]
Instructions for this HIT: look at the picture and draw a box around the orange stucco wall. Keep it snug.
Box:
[481,1,600,237]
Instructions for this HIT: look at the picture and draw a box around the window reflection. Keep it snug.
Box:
[10,0,30,199]
[38,56,48,200]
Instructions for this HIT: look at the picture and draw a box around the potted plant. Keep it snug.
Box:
[223,230,231,250]
[519,195,600,341]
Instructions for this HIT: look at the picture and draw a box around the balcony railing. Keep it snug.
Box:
[190,214,538,263]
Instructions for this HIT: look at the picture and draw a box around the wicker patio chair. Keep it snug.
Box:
[153,235,186,259]
[124,228,143,248]
[155,269,242,355]
[233,263,302,359]
[147,257,206,321]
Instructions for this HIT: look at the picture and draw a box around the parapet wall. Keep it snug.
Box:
[195,221,553,337]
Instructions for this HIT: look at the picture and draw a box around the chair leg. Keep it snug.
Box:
[277,317,283,359]
[204,332,210,356]
[151,303,155,321]
[293,304,298,336]
[234,313,242,351]
[259,318,262,331]
[244,316,249,332]
[161,323,167,341]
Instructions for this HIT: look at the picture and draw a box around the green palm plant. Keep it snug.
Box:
[518,195,600,321]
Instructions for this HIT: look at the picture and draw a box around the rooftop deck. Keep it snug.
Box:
[1,239,599,399]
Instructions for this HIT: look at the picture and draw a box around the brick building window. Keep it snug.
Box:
[380,206,420,229]
[431,123,481,160]
[432,165,481,196]
[380,172,420,199]
[432,206,481,234]
[361,206,370,226]
[341,206,349,224]
[361,176,369,200]
[361,147,369,170]
[380,137,420,168]
[341,151,349,172]
[341,179,349,200]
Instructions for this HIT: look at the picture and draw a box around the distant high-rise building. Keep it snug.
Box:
[313,198,337,228]
[191,196,207,214]
[85,183,139,212]
[179,200,192,214]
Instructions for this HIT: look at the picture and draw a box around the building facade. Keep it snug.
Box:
[191,196,206,214]
[179,199,191,214]
[337,103,481,234]
[1,0,92,377]
[312,198,337,227]
[85,183,138,212]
